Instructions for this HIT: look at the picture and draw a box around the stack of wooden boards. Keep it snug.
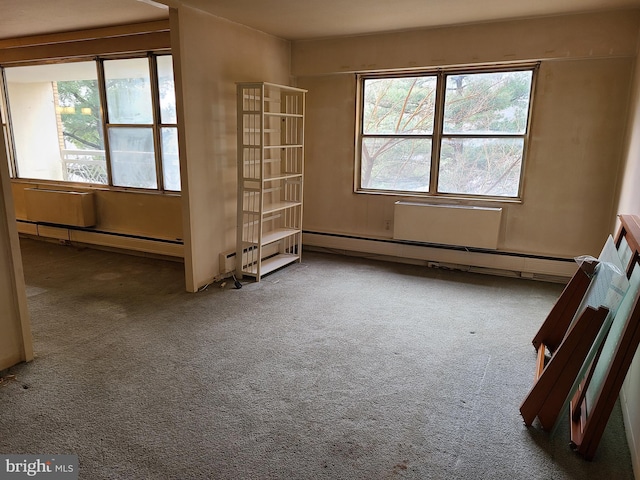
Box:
[520,214,640,460]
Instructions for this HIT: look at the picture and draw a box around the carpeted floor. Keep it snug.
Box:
[0,238,635,479]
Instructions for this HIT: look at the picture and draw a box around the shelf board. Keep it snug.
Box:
[264,144,304,149]
[243,228,300,246]
[241,204,301,214]
[263,201,300,214]
[242,144,304,149]
[264,112,304,118]
[243,253,300,277]
[262,82,307,93]
[263,200,301,214]
[242,158,278,166]
[262,228,300,245]
[241,95,280,102]
[240,174,301,183]
[242,202,302,215]
[243,158,288,165]
[264,173,303,181]
[241,111,302,118]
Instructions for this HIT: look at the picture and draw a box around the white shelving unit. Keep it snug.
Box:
[236,82,306,281]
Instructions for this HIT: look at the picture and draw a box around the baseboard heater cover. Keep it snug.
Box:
[24,188,96,227]
[220,243,280,275]
[17,220,183,258]
[302,230,577,280]
[393,201,502,250]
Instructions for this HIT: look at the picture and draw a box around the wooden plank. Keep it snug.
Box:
[531,265,593,352]
[571,276,640,459]
[536,308,607,430]
[520,306,607,428]
[569,214,640,459]
[0,31,171,64]
[0,21,170,50]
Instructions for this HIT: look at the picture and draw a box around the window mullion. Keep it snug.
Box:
[148,54,164,192]
[362,133,433,139]
[96,58,114,187]
[431,72,446,194]
[0,68,17,178]
[442,133,527,139]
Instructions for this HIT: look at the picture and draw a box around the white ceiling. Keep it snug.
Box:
[181,0,640,39]
[1,0,640,41]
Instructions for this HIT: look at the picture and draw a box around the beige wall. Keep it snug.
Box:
[292,11,639,76]
[0,117,32,370]
[617,49,640,221]
[7,82,62,181]
[617,31,640,479]
[12,182,182,242]
[294,10,638,262]
[171,6,291,291]
[4,23,183,262]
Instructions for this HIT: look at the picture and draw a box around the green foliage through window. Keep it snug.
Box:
[2,54,179,191]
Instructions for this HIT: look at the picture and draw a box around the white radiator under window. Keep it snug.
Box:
[393,201,502,250]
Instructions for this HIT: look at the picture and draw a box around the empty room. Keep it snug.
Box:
[3,0,640,478]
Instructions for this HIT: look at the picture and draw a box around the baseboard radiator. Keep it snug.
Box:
[219,243,280,276]
[17,220,184,258]
[393,201,502,250]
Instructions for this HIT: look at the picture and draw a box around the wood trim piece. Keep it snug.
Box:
[0,20,170,50]
[566,215,640,459]
[531,266,592,352]
[520,306,608,428]
[0,31,171,64]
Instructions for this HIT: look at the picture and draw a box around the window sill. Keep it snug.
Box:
[10,178,181,197]
[354,188,522,206]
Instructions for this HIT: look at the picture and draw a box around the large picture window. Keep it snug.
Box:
[357,65,536,199]
[1,53,179,192]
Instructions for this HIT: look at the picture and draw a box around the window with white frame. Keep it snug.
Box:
[357,65,536,199]
[1,53,179,192]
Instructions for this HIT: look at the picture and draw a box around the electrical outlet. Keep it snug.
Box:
[384,220,391,230]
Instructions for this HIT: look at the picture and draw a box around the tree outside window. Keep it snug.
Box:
[359,67,535,199]
[2,54,179,192]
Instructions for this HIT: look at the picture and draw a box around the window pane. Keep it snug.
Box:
[161,127,180,191]
[361,137,431,192]
[443,70,533,135]
[438,137,524,197]
[5,62,106,183]
[362,76,436,134]
[104,58,153,124]
[157,56,177,124]
[109,127,157,188]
